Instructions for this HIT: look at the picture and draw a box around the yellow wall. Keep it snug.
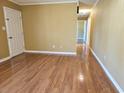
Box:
[91,0,124,90]
[0,1,21,59]
[22,3,77,52]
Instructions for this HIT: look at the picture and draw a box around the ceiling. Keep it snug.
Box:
[79,0,97,5]
[9,0,98,5]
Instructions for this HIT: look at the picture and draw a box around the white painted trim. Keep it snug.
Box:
[8,0,21,5]
[77,0,79,6]
[21,1,77,5]
[92,0,100,9]
[90,48,124,93]
[9,0,77,6]
[0,56,11,63]
[83,20,87,44]
[25,50,76,55]
[76,20,79,42]
[86,17,92,46]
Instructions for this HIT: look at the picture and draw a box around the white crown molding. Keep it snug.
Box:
[90,48,124,93]
[25,50,76,55]
[92,0,100,9]
[9,0,77,6]
[20,1,77,5]
[8,0,21,5]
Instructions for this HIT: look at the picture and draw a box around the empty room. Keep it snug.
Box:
[0,0,124,93]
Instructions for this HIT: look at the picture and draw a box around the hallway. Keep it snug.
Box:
[0,46,117,93]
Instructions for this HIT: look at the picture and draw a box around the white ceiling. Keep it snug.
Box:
[9,0,97,5]
[79,0,97,5]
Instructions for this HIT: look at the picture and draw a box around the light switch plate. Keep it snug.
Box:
[2,26,6,31]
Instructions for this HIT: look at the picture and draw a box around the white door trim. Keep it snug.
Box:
[86,17,91,46]
[4,7,13,58]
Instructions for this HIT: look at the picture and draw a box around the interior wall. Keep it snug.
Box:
[0,1,21,59]
[22,3,77,52]
[91,0,124,90]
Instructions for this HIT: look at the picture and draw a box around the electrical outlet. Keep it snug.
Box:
[52,45,55,48]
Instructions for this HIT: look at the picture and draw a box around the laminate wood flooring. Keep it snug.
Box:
[0,51,118,93]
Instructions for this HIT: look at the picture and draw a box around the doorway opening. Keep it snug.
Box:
[76,5,92,56]
[77,20,87,45]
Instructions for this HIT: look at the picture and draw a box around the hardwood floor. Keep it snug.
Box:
[0,48,118,93]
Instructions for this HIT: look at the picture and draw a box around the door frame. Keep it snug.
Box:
[76,18,91,46]
[86,16,92,46]
[3,7,25,58]
[83,20,87,44]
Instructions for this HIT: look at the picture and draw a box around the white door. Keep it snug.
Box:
[4,7,24,57]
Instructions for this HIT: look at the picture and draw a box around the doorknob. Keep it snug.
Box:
[8,37,13,39]
[6,18,10,21]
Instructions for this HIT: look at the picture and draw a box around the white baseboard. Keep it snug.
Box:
[24,50,76,56]
[0,56,11,63]
[90,48,124,93]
